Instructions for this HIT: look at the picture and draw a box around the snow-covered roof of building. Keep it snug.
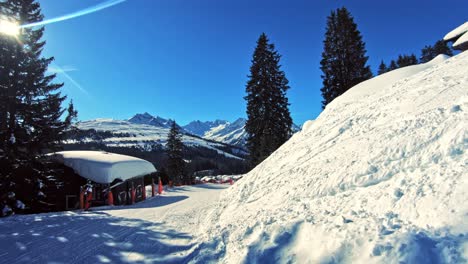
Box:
[443,21,468,42]
[453,30,468,51]
[49,151,157,184]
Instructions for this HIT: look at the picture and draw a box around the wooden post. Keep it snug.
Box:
[158,177,163,194]
[79,186,84,210]
[107,187,114,206]
[131,182,136,204]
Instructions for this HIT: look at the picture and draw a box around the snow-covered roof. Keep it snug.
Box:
[49,151,157,184]
[443,21,468,42]
[453,30,468,51]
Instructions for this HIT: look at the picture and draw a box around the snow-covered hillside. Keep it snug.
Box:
[183,119,230,136]
[193,52,468,263]
[201,118,248,147]
[75,119,243,160]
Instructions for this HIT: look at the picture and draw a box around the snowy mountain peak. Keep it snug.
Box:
[128,113,173,128]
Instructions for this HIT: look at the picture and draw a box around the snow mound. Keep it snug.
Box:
[193,52,468,263]
[50,151,157,184]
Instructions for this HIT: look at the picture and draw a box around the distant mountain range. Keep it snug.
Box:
[73,113,301,152]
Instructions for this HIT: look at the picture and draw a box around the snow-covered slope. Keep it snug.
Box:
[202,118,248,147]
[194,53,468,263]
[75,119,243,160]
[185,118,301,147]
[184,120,230,136]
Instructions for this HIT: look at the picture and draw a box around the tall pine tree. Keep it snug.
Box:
[0,0,68,161]
[166,121,185,185]
[245,33,292,167]
[0,0,74,215]
[320,7,372,109]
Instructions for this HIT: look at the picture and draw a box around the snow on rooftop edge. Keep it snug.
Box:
[49,151,157,184]
[453,31,468,50]
[443,21,468,41]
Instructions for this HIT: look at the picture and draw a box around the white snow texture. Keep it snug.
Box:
[193,52,468,263]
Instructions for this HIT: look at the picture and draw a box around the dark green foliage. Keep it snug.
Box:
[389,60,398,71]
[0,0,75,215]
[244,33,293,167]
[377,60,388,75]
[396,54,418,68]
[320,7,372,109]
[166,121,186,185]
[420,40,453,63]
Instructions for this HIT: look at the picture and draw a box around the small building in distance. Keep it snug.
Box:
[49,151,157,209]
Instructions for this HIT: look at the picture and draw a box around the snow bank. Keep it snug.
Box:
[193,52,468,263]
[49,151,156,184]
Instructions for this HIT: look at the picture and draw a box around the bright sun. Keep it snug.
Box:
[0,20,20,36]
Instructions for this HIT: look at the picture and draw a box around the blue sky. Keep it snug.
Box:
[38,0,467,126]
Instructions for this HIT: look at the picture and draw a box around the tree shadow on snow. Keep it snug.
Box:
[0,210,195,263]
[96,195,189,211]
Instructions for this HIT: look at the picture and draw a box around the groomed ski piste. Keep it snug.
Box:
[1,29,468,263]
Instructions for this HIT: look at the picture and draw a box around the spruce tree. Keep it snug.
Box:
[166,121,185,185]
[377,60,388,75]
[396,54,418,68]
[0,0,73,215]
[388,60,398,71]
[245,33,293,167]
[320,7,372,109]
[0,0,68,160]
[421,40,453,63]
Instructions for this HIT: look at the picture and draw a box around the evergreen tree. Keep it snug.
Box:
[388,60,398,71]
[245,33,293,167]
[421,40,453,63]
[166,121,185,185]
[320,7,372,109]
[396,54,418,68]
[0,0,73,215]
[377,60,388,75]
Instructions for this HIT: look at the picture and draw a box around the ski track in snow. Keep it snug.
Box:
[0,185,229,264]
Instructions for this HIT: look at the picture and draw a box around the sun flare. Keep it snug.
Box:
[0,20,20,36]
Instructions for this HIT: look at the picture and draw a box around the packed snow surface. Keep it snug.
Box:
[0,185,229,263]
[193,53,468,263]
[50,151,156,184]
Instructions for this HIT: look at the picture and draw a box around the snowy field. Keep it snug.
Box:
[0,185,229,263]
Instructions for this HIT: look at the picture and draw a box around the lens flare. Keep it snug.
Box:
[0,20,20,36]
[21,0,126,29]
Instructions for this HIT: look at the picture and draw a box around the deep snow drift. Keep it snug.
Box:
[194,52,468,263]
